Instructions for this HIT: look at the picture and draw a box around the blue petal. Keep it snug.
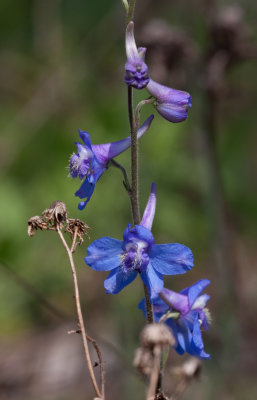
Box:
[75,179,95,210]
[149,243,194,275]
[140,263,163,299]
[180,279,210,308]
[78,130,93,150]
[75,164,106,210]
[85,237,123,271]
[104,267,138,294]
[123,224,154,246]
[166,319,185,355]
[75,177,95,199]
[176,320,193,355]
[191,316,211,360]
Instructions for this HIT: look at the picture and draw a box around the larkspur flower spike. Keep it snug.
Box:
[146,79,192,123]
[85,183,194,297]
[139,280,211,359]
[70,115,154,210]
[125,21,150,89]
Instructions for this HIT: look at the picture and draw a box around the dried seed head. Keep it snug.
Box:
[140,323,175,349]
[42,201,67,227]
[27,216,48,236]
[66,218,90,240]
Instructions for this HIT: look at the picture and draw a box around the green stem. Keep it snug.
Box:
[128,86,140,225]
[128,87,153,324]
[126,0,153,326]
[127,0,137,23]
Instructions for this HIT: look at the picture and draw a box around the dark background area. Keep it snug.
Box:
[0,0,257,399]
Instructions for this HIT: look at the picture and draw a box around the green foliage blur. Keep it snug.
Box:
[0,0,257,399]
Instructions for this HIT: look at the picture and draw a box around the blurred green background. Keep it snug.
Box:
[0,0,257,399]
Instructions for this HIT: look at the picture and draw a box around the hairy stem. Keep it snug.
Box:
[143,282,154,324]
[57,227,103,399]
[128,86,153,325]
[128,85,140,225]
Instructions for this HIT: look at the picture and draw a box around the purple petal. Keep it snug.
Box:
[92,139,130,165]
[104,267,138,294]
[70,154,79,178]
[125,22,149,89]
[156,102,190,123]
[137,47,147,61]
[160,288,189,314]
[146,79,189,103]
[85,237,123,271]
[92,115,154,164]
[140,263,164,299]
[146,79,191,123]
[125,21,139,62]
[140,182,156,230]
[149,243,194,275]
[137,114,154,140]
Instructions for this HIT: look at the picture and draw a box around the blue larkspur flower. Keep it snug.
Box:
[139,280,211,359]
[85,183,194,297]
[69,115,154,210]
[125,21,150,89]
[146,79,192,123]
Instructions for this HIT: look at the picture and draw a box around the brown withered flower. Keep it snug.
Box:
[42,201,67,227]
[27,216,48,237]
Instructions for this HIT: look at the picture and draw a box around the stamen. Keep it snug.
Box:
[204,308,212,325]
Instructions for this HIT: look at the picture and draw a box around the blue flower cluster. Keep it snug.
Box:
[67,18,211,361]
[85,184,194,298]
[84,183,211,359]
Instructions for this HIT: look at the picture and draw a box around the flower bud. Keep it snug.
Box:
[146,79,192,123]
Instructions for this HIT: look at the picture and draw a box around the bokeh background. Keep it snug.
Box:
[0,0,257,399]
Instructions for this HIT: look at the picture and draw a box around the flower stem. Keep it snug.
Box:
[128,85,140,225]
[57,227,103,399]
[127,0,137,23]
[126,0,153,325]
[128,87,153,324]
